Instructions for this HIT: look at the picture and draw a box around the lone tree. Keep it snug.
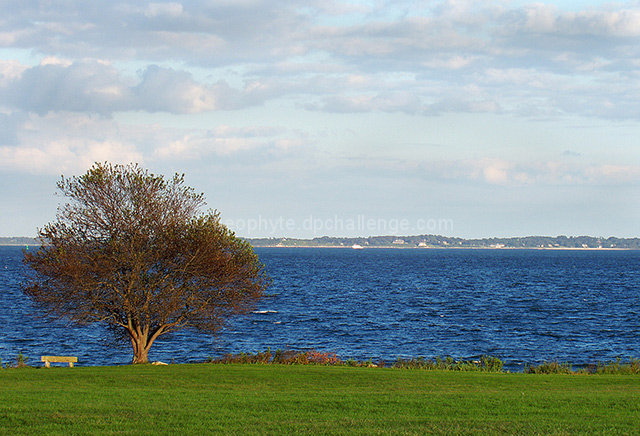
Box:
[23,163,268,364]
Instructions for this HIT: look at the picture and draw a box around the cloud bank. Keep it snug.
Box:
[1,0,639,188]
[1,1,639,119]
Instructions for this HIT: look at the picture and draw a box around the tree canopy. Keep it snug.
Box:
[23,163,268,364]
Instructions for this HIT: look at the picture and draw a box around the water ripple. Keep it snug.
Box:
[1,246,639,369]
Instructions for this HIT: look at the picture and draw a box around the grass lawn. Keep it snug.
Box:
[0,364,639,434]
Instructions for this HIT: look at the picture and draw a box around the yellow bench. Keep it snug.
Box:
[41,356,78,368]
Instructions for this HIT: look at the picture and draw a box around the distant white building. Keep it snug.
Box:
[392,239,405,244]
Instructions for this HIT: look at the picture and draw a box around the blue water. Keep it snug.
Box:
[1,246,639,369]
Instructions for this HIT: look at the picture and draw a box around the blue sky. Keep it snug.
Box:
[1,0,639,238]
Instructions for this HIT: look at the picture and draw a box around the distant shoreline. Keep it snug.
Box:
[3,233,640,250]
[246,234,640,250]
[251,244,634,250]
[1,244,635,251]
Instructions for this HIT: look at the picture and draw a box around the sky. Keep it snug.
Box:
[1,0,639,239]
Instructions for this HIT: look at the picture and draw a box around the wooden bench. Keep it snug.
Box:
[41,356,78,368]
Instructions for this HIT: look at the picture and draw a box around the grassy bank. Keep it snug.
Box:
[1,364,639,435]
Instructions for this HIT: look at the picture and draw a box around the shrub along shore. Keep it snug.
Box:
[210,349,640,374]
[4,349,640,374]
[1,362,639,434]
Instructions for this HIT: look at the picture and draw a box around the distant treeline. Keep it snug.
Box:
[247,235,640,249]
[3,235,640,249]
[0,237,38,246]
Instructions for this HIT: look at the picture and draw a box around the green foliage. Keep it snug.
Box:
[595,358,640,375]
[2,353,30,369]
[210,350,508,370]
[208,351,640,375]
[209,349,346,366]
[525,358,640,375]
[393,355,504,372]
[17,353,28,367]
[211,349,274,365]
[525,361,573,374]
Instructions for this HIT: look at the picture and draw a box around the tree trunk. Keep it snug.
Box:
[131,336,147,364]
[130,330,151,364]
[128,323,164,364]
[132,347,149,364]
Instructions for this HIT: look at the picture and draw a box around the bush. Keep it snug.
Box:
[207,351,639,375]
[595,358,640,375]
[209,349,273,364]
[525,361,573,374]
[392,355,504,372]
[2,353,30,369]
[525,358,640,375]
[209,349,344,366]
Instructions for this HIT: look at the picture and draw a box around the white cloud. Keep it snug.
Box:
[154,125,305,159]
[331,153,631,188]
[0,59,28,79]
[0,60,131,114]
[0,112,143,174]
[422,55,481,70]
[462,158,640,186]
[585,164,640,183]
[0,138,143,175]
[558,8,640,37]
[480,159,512,184]
[0,110,308,175]
[311,91,422,113]
[145,2,184,18]
[0,1,638,239]
[0,1,639,120]
[522,3,558,33]
[133,65,216,113]
[0,60,275,115]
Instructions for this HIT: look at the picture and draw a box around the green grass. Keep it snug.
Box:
[1,364,639,435]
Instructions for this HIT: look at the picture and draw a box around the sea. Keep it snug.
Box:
[1,245,639,370]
